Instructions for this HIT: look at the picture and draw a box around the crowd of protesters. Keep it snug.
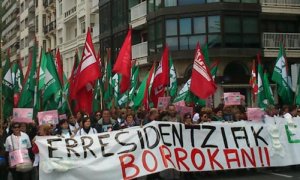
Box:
[0,103,300,180]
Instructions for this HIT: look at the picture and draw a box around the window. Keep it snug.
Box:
[194,17,206,34]
[178,0,205,5]
[180,18,191,35]
[81,21,86,34]
[224,16,241,33]
[35,16,38,32]
[166,19,177,36]
[207,0,220,2]
[223,0,239,2]
[165,0,177,7]
[166,37,178,50]
[208,16,220,33]
[243,17,258,33]
[35,0,38,7]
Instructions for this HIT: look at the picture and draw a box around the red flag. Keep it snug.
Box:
[113,28,132,94]
[56,48,64,85]
[143,63,156,110]
[250,59,258,98]
[69,50,80,100]
[150,45,170,107]
[190,42,216,99]
[73,28,101,114]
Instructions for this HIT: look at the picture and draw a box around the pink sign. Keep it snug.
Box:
[175,105,193,118]
[38,110,59,125]
[247,108,265,122]
[59,114,67,120]
[224,92,241,106]
[174,101,185,107]
[9,149,31,167]
[157,96,171,110]
[12,108,33,123]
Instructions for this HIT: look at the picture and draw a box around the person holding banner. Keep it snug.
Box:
[161,105,182,123]
[0,126,9,180]
[5,122,32,180]
[94,109,117,133]
[68,115,80,134]
[76,117,97,136]
[54,119,74,138]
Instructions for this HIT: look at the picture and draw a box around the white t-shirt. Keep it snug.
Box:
[69,122,80,133]
[76,128,97,136]
[5,132,32,152]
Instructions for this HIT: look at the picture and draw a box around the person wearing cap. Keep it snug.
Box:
[76,117,97,136]
[5,122,32,180]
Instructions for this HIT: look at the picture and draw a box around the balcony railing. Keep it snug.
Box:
[131,1,147,22]
[262,33,300,49]
[65,6,77,19]
[132,41,148,59]
[260,0,300,6]
[43,20,56,34]
[43,0,54,8]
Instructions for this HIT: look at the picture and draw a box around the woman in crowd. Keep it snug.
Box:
[68,114,80,134]
[76,117,97,136]
[183,113,193,125]
[5,122,32,180]
[54,119,73,138]
[212,107,223,121]
[123,113,136,128]
[32,124,52,180]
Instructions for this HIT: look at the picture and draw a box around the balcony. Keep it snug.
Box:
[28,0,34,12]
[43,0,54,9]
[130,1,147,29]
[262,32,300,57]
[64,6,77,21]
[261,0,300,14]
[132,41,148,65]
[48,20,56,33]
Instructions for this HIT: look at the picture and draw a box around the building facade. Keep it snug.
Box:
[99,0,300,106]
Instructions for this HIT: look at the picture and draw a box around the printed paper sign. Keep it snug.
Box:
[38,110,59,125]
[9,149,31,167]
[12,108,33,123]
[224,92,241,106]
[59,114,67,120]
[157,96,171,110]
[247,108,265,122]
[175,105,193,117]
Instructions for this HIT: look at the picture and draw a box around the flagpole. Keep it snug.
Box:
[63,93,73,117]
[0,68,3,130]
[100,82,103,110]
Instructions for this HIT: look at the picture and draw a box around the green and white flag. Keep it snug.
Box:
[174,79,190,103]
[133,72,149,109]
[11,61,24,95]
[263,72,275,106]
[129,67,139,104]
[112,74,120,104]
[169,56,177,98]
[257,60,266,108]
[271,44,293,105]
[39,50,62,109]
[2,54,13,118]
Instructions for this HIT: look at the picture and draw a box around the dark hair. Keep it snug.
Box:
[82,117,91,126]
[184,113,192,119]
[11,122,21,128]
[59,119,69,126]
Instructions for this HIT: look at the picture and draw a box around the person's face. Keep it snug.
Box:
[149,111,159,120]
[120,109,127,119]
[83,119,91,128]
[77,112,82,119]
[95,112,101,120]
[12,124,21,135]
[216,110,223,118]
[234,113,241,120]
[126,115,134,124]
[103,111,111,121]
[184,116,192,125]
[61,122,69,130]
[69,115,76,123]
[38,126,46,136]
[20,123,27,132]
[201,114,209,122]
[168,106,177,116]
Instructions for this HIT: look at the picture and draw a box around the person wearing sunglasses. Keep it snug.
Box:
[5,122,32,180]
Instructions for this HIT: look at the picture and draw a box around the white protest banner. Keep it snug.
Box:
[36,118,300,180]
[224,92,241,106]
[247,108,265,122]
[157,96,171,110]
[37,110,59,125]
[12,108,33,123]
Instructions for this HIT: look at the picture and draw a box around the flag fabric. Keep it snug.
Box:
[210,60,219,80]
[56,48,64,85]
[249,59,258,100]
[202,43,211,68]
[92,79,101,113]
[150,46,170,107]
[11,61,24,107]
[69,50,80,101]
[143,63,156,110]
[190,43,216,99]
[2,52,13,119]
[112,74,120,105]
[257,54,266,108]
[271,43,293,105]
[263,71,275,106]
[169,55,177,99]
[38,50,62,109]
[18,40,38,113]
[73,28,101,114]
[113,28,132,94]
[129,66,139,103]
[295,66,300,105]
[133,71,150,109]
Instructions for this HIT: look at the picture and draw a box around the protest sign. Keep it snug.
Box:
[247,108,265,122]
[37,110,59,125]
[12,108,33,123]
[224,92,241,106]
[59,114,67,120]
[36,118,300,180]
[157,96,171,110]
[175,105,193,117]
